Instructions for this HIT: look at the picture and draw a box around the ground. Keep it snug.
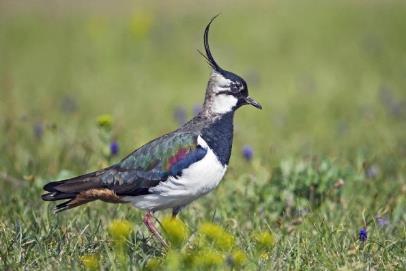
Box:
[0,0,405,270]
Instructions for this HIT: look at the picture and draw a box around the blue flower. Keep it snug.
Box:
[242,145,253,161]
[174,106,187,125]
[33,122,44,139]
[359,227,367,242]
[110,141,119,156]
[376,216,390,228]
[364,164,380,179]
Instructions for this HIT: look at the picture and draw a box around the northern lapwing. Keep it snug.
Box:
[42,16,262,247]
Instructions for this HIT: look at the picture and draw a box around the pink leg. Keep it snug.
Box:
[143,211,168,248]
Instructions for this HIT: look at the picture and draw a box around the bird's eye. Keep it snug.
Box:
[230,83,240,93]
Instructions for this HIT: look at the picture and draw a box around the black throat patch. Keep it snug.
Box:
[201,112,234,166]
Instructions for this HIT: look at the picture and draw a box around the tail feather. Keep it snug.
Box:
[55,199,74,213]
[42,170,106,212]
[43,170,106,193]
[42,168,124,213]
[54,197,93,213]
[41,192,76,201]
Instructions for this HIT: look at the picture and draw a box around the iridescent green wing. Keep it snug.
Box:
[117,132,207,179]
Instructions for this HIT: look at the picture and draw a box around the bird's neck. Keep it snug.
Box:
[201,111,234,166]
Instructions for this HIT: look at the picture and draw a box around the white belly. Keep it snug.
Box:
[123,136,227,211]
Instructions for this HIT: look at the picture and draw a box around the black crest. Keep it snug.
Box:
[198,15,223,72]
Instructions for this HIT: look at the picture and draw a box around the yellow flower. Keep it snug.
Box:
[80,254,99,271]
[259,252,270,262]
[199,222,235,251]
[97,114,113,129]
[129,11,153,39]
[145,257,162,270]
[165,250,181,270]
[161,216,189,247]
[108,219,133,245]
[254,231,275,251]
[193,249,223,268]
[231,249,247,267]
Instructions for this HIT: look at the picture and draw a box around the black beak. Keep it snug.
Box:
[245,96,262,109]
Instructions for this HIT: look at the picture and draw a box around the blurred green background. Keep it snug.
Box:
[0,0,405,270]
[1,0,405,173]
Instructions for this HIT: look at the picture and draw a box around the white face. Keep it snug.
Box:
[211,94,238,114]
[209,71,238,114]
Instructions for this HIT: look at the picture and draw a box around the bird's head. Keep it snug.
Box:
[201,16,262,116]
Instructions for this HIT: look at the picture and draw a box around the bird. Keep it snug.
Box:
[41,16,262,247]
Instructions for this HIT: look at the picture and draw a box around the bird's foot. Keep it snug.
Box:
[143,211,168,248]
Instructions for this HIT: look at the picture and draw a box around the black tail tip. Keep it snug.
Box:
[42,192,57,201]
[54,200,72,213]
[41,191,76,201]
[43,181,59,192]
[42,193,74,213]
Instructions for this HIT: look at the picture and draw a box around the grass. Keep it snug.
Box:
[0,0,405,270]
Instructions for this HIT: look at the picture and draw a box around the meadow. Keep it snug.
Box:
[0,0,405,270]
